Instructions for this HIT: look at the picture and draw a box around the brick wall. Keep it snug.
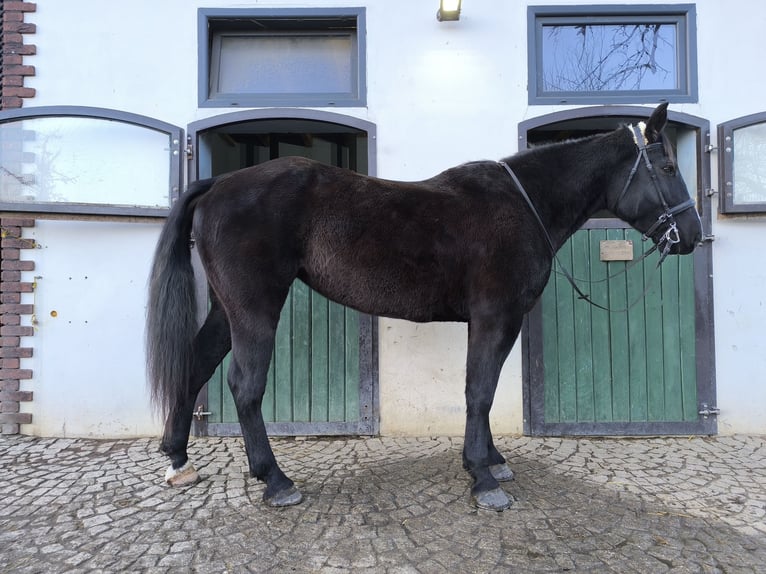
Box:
[1,1,37,109]
[0,217,34,433]
[1,1,36,433]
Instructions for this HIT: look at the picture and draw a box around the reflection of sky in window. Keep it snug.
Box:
[542,24,677,92]
[733,123,766,204]
[0,117,170,207]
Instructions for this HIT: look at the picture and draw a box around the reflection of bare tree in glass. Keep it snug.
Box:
[0,129,76,202]
[544,24,675,92]
[734,125,766,204]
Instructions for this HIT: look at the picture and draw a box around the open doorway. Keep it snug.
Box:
[188,112,377,437]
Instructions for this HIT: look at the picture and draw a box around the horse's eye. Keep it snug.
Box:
[662,164,676,176]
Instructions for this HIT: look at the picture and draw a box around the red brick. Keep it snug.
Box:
[1,260,34,271]
[0,380,21,391]
[1,33,23,45]
[0,293,21,304]
[2,86,35,98]
[0,282,34,293]
[0,413,32,424]
[1,358,20,369]
[1,237,36,249]
[2,43,36,56]
[1,248,21,260]
[0,390,32,402]
[2,54,23,66]
[0,316,21,327]
[0,336,20,346]
[0,369,32,380]
[0,347,31,358]
[0,225,21,237]
[0,304,33,314]
[1,271,22,282]
[2,21,36,34]
[1,96,23,108]
[0,325,33,336]
[3,2,37,12]
[1,75,23,87]
[0,218,35,227]
[3,11,23,22]
[2,65,35,76]
[1,401,20,413]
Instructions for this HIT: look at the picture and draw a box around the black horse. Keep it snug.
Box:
[147,103,702,511]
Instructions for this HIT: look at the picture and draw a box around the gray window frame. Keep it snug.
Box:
[199,8,366,108]
[528,4,698,105]
[718,111,766,214]
[0,106,183,217]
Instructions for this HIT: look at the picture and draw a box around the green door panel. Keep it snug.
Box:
[206,280,360,425]
[541,228,697,426]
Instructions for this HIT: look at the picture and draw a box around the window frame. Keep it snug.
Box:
[0,106,183,217]
[718,111,766,214]
[199,8,367,108]
[527,4,698,105]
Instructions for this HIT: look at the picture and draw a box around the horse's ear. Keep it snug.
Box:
[645,102,669,143]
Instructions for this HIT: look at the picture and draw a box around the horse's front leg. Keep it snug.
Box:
[162,299,231,486]
[463,314,521,511]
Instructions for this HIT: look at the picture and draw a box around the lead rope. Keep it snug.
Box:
[498,160,664,313]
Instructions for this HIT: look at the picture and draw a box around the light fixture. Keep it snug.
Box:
[437,0,461,22]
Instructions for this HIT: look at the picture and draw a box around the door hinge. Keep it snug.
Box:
[698,403,720,418]
[701,234,715,243]
[194,404,212,421]
[185,135,194,160]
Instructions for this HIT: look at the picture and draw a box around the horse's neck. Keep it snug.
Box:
[512,133,629,249]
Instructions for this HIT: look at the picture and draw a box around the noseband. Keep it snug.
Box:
[614,124,697,262]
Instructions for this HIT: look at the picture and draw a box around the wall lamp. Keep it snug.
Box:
[437,0,461,21]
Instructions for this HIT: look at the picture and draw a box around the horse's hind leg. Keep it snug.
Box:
[463,313,522,510]
[227,309,301,507]
[162,296,231,486]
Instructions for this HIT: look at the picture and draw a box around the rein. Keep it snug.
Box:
[498,126,695,313]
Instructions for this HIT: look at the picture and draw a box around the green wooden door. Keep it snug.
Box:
[206,281,367,435]
[527,225,711,435]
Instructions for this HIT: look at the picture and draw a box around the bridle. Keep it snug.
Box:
[613,124,697,263]
[498,123,698,312]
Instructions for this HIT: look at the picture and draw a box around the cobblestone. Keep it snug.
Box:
[0,434,764,572]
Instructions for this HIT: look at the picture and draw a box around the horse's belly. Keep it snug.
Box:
[299,267,464,323]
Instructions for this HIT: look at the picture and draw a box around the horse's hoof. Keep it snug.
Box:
[164,461,200,487]
[489,463,514,482]
[472,488,512,511]
[264,485,303,508]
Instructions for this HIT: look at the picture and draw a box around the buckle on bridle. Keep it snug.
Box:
[656,220,681,265]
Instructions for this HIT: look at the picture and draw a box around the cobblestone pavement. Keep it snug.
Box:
[1,434,764,573]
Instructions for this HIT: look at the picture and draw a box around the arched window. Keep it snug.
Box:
[718,112,766,214]
[0,107,183,216]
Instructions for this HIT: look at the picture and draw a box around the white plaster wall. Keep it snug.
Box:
[15,0,766,436]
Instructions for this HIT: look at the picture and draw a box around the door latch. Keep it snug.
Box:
[698,403,720,418]
[194,404,212,421]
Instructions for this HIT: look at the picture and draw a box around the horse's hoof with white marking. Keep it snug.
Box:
[264,485,303,508]
[164,461,200,487]
[472,487,512,511]
[489,463,514,482]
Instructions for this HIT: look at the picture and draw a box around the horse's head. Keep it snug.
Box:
[609,103,702,257]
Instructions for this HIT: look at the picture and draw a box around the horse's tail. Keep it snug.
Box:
[146,177,217,419]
